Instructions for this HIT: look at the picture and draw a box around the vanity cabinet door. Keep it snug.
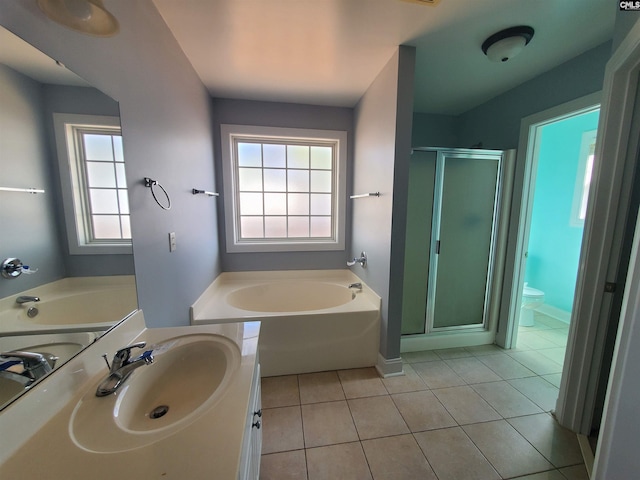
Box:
[239,363,262,480]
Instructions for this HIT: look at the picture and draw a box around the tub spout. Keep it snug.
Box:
[16,295,40,305]
[347,252,367,268]
[348,283,362,291]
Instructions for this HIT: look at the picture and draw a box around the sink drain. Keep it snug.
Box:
[149,405,169,419]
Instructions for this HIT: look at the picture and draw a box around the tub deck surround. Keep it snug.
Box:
[191,270,381,377]
[0,311,261,480]
[0,276,137,335]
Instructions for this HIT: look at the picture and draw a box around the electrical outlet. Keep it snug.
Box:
[169,232,176,252]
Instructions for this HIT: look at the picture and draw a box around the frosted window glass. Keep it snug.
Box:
[113,136,124,162]
[84,134,113,161]
[240,217,264,238]
[264,193,287,215]
[120,215,132,239]
[287,145,309,168]
[287,170,309,192]
[238,143,262,167]
[265,216,287,237]
[264,169,286,192]
[310,216,331,237]
[115,163,127,188]
[118,190,130,214]
[310,171,332,193]
[311,146,332,169]
[288,193,309,215]
[288,217,309,237]
[310,194,331,215]
[263,144,286,168]
[90,189,119,214]
[87,162,116,188]
[239,192,263,215]
[93,215,121,238]
[239,168,263,191]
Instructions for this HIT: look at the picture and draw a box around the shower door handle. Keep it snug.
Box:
[435,240,441,254]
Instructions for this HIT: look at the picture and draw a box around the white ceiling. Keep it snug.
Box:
[159,0,613,115]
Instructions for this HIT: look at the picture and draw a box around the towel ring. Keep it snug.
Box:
[144,177,171,210]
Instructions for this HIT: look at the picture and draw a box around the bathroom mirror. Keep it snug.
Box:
[0,26,137,409]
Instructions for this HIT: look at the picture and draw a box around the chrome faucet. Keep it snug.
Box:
[348,283,362,291]
[0,350,56,382]
[347,251,367,268]
[16,295,40,305]
[96,342,154,397]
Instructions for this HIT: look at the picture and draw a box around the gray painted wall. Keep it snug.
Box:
[212,98,354,272]
[411,112,457,148]
[0,0,221,328]
[455,41,612,150]
[0,64,65,298]
[352,46,415,361]
[613,9,640,51]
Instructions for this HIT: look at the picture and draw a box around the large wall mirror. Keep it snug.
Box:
[0,26,137,409]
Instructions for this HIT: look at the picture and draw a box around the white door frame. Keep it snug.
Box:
[505,93,601,351]
[556,18,640,435]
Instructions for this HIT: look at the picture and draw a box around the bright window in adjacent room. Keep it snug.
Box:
[570,129,597,227]
[54,113,132,255]
[221,125,347,252]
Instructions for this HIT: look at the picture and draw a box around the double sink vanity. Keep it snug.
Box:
[0,311,262,479]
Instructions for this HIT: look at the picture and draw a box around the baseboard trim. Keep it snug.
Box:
[536,304,571,324]
[375,353,404,378]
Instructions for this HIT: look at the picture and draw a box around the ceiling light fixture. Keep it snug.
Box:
[400,0,441,6]
[482,26,534,63]
[37,0,119,37]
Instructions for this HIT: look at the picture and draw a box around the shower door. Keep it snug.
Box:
[426,149,502,332]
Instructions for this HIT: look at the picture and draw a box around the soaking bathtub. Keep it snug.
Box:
[0,276,137,335]
[191,270,381,376]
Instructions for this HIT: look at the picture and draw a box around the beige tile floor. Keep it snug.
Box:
[260,313,584,480]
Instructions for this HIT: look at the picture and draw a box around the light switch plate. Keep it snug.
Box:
[169,232,176,252]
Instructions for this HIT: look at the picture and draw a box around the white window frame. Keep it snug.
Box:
[221,124,347,253]
[53,113,132,255]
[570,129,597,227]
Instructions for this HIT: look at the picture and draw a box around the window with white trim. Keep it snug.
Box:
[53,114,132,255]
[221,125,347,252]
[570,129,597,227]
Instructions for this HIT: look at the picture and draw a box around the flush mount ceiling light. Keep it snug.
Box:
[482,26,534,63]
[400,0,441,6]
[37,0,119,37]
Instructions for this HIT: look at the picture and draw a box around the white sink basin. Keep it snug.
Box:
[0,332,98,408]
[69,333,240,453]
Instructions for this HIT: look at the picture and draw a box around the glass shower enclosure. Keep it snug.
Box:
[403,148,503,335]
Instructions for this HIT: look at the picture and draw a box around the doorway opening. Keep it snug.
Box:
[507,101,601,389]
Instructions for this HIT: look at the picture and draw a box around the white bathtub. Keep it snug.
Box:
[191,270,381,376]
[0,276,137,335]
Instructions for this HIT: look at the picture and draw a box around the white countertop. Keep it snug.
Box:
[0,311,260,479]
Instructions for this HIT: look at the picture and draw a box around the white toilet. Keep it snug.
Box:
[519,283,545,327]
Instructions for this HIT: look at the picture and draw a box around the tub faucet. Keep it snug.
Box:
[96,342,154,397]
[348,283,362,291]
[347,252,367,268]
[16,295,40,305]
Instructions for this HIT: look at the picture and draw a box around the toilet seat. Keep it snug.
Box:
[523,286,544,298]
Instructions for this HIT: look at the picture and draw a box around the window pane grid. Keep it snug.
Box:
[79,130,131,241]
[235,138,335,241]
